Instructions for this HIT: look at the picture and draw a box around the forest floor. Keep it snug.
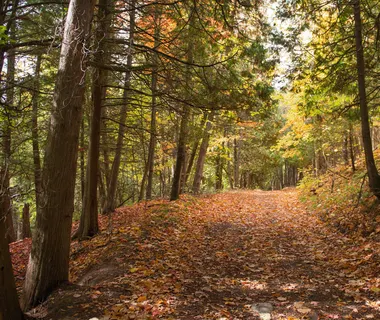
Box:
[11,189,380,320]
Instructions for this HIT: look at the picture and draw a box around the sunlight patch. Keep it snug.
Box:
[281,283,299,291]
[240,279,267,290]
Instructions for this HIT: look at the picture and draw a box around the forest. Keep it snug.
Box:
[0,0,380,319]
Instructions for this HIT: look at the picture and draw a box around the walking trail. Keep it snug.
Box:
[19,189,379,319]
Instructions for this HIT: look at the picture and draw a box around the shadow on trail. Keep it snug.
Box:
[28,190,380,320]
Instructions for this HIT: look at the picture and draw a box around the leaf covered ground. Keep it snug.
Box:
[298,154,380,240]
[11,189,380,319]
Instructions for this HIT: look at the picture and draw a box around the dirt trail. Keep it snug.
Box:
[25,189,380,319]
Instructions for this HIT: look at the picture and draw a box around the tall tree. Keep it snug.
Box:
[32,54,43,213]
[352,0,380,198]
[192,111,214,194]
[145,5,160,200]
[103,0,136,213]
[22,203,31,239]
[0,195,23,319]
[233,135,240,188]
[76,0,113,238]
[2,46,16,243]
[170,5,194,201]
[23,0,95,309]
[185,114,207,186]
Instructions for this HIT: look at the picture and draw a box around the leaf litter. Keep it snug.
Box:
[10,189,380,319]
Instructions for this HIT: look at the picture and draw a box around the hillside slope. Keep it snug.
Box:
[298,152,380,240]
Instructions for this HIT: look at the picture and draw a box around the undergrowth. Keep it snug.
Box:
[298,153,380,239]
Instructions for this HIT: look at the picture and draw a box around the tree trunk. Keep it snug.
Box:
[225,138,234,189]
[215,154,223,190]
[146,5,159,200]
[242,172,247,188]
[0,195,23,320]
[13,210,20,241]
[32,54,43,213]
[349,123,356,172]
[101,120,111,190]
[103,0,135,213]
[80,119,86,201]
[233,136,240,188]
[2,44,16,244]
[22,203,31,239]
[180,145,188,193]
[1,148,15,244]
[102,78,130,211]
[22,0,95,309]
[131,148,138,201]
[98,169,107,209]
[77,0,113,239]
[343,129,349,166]
[145,96,157,200]
[185,140,199,186]
[353,0,380,197]
[139,164,148,201]
[215,130,226,190]
[0,0,19,247]
[313,142,319,176]
[227,158,234,189]
[138,109,148,201]
[192,111,214,194]
[170,107,190,200]
[185,114,207,186]
[170,7,194,201]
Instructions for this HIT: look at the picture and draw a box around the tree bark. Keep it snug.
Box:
[0,2,20,245]
[215,154,223,190]
[185,140,199,186]
[2,43,16,244]
[22,203,31,239]
[0,0,19,264]
[0,195,23,320]
[77,0,113,238]
[138,110,148,201]
[343,130,349,166]
[171,107,190,200]
[192,111,214,194]
[80,119,85,201]
[170,7,194,201]
[146,4,159,200]
[233,136,240,188]
[353,0,380,197]
[139,164,148,201]
[227,141,234,189]
[349,122,356,172]
[185,114,207,186]
[32,54,43,213]
[101,120,111,189]
[103,0,135,213]
[22,0,95,309]
[215,129,226,190]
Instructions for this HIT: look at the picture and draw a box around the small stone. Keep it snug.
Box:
[252,303,273,313]
[251,303,273,320]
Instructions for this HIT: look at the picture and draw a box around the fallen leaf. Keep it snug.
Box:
[137,295,147,303]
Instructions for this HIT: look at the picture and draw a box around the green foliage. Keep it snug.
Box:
[0,26,9,44]
[2,0,283,230]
